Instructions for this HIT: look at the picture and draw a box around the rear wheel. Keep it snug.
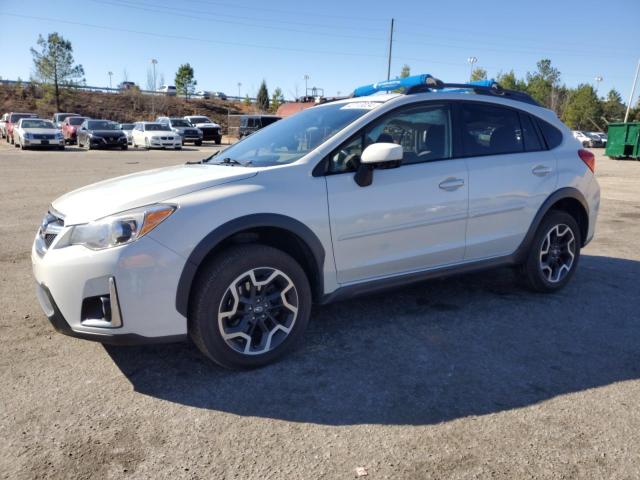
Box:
[189,244,311,369]
[521,210,581,292]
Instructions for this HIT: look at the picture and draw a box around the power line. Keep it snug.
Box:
[88,0,386,42]
[91,0,388,34]
[0,12,386,58]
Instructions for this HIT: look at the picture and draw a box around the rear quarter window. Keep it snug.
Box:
[535,118,563,149]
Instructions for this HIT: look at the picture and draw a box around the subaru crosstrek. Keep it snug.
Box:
[32,75,600,369]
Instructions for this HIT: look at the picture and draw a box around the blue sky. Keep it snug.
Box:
[0,0,638,104]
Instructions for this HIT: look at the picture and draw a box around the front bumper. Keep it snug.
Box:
[32,231,188,344]
[199,128,221,141]
[89,136,128,148]
[23,138,65,147]
[149,140,182,149]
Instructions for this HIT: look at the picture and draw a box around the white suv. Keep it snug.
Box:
[32,76,600,369]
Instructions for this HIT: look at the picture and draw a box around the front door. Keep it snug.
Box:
[324,103,469,284]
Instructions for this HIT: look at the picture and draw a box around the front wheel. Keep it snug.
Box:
[189,244,311,369]
[521,211,581,292]
[195,140,202,146]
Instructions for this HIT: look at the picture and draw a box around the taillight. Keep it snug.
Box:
[578,149,595,173]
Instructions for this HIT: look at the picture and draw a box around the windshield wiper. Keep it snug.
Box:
[210,157,248,166]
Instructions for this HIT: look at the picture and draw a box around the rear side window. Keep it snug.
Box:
[536,118,563,149]
[519,113,544,152]
[461,103,523,156]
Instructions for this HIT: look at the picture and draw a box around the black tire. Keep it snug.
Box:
[58,146,65,151]
[189,244,312,369]
[195,140,202,146]
[215,137,221,145]
[521,210,581,293]
[121,145,128,150]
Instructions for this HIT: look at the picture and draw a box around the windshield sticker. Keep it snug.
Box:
[340,102,381,110]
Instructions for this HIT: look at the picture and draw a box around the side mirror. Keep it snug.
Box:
[361,142,403,165]
[354,143,403,187]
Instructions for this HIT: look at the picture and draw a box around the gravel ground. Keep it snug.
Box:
[1,144,639,479]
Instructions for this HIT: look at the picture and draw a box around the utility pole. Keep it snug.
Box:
[304,74,310,96]
[237,82,242,99]
[386,18,394,81]
[467,56,477,82]
[108,71,113,89]
[151,58,158,117]
[624,59,640,123]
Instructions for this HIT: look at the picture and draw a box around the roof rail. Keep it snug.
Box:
[406,78,540,106]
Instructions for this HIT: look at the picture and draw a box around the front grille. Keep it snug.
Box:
[38,210,64,253]
[34,134,55,140]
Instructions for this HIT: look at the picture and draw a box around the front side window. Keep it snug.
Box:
[461,103,523,156]
[328,103,452,173]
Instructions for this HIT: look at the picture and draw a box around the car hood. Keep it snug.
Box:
[88,130,126,137]
[191,122,220,128]
[52,164,258,225]
[21,128,59,134]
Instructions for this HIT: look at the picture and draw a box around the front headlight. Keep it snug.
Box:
[69,204,176,250]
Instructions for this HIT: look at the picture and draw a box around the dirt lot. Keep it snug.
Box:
[1,144,639,479]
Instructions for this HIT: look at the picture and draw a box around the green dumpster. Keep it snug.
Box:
[606,123,640,159]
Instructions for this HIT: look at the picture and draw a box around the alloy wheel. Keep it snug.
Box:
[539,224,576,283]
[218,267,299,355]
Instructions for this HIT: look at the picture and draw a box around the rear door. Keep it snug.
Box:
[325,102,469,284]
[460,102,558,260]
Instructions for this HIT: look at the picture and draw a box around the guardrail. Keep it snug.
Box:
[0,79,255,102]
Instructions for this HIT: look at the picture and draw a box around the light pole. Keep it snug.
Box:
[467,56,477,82]
[304,74,310,96]
[594,75,603,94]
[150,58,158,116]
[108,71,113,89]
[237,82,242,99]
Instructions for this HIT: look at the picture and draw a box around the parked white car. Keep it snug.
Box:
[131,122,182,149]
[13,118,65,150]
[572,130,592,147]
[0,113,8,138]
[32,75,600,369]
[158,85,177,96]
[183,115,221,144]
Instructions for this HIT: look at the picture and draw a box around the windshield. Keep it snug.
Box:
[57,113,77,121]
[22,119,55,129]
[119,123,134,130]
[171,119,192,127]
[87,120,117,130]
[189,117,211,123]
[146,123,171,131]
[206,101,381,166]
[69,117,86,125]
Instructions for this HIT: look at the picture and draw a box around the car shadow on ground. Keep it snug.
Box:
[105,254,640,426]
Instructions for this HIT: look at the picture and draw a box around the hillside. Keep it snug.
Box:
[0,82,248,130]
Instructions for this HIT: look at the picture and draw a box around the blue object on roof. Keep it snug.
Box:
[353,74,435,97]
[443,79,499,93]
